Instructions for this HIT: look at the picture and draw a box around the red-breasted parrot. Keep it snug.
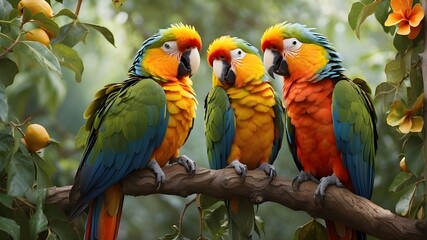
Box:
[205,36,284,240]
[69,23,202,240]
[261,22,377,240]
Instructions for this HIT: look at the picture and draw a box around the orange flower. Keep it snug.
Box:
[385,0,424,39]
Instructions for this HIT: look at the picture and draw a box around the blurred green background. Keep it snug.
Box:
[10,0,404,239]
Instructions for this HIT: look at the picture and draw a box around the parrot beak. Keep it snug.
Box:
[213,59,235,86]
[264,49,290,78]
[178,47,200,78]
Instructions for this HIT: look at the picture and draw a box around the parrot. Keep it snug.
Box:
[68,23,202,240]
[260,22,377,240]
[204,36,284,240]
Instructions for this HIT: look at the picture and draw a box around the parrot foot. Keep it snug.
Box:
[147,160,165,189]
[256,163,277,182]
[226,160,247,178]
[314,174,344,200]
[174,155,196,176]
[292,171,319,191]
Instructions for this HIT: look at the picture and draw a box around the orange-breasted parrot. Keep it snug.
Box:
[261,22,377,240]
[205,36,284,240]
[69,23,202,240]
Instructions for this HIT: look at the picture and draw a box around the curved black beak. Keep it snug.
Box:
[219,60,235,86]
[177,50,192,78]
[268,50,290,78]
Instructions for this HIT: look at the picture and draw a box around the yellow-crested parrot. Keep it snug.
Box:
[261,22,377,240]
[205,36,284,240]
[69,23,202,240]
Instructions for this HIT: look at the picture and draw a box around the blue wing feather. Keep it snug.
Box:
[332,78,377,199]
[204,86,235,170]
[70,78,168,217]
[269,91,285,164]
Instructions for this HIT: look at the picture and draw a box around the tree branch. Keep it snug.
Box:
[47,164,427,240]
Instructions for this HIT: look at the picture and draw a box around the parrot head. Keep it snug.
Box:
[207,36,266,88]
[129,23,202,81]
[261,22,344,82]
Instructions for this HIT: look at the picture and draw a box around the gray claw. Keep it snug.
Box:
[314,174,344,200]
[175,155,196,176]
[226,160,247,178]
[147,160,165,189]
[257,163,277,182]
[292,171,319,191]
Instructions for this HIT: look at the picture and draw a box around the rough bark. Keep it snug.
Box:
[47,164,427,240]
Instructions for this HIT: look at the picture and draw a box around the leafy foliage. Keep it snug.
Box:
[349,0,425,222]
[0,0,115,239]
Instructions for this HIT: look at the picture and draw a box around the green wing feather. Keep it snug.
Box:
[332,78,377,199]
[204,86,235,170]
[269,91,285,164]
[70,78,169,217]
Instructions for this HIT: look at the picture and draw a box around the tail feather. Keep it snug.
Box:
[85,184,124,240]
[325,220,364,240]
[227,198,254,240]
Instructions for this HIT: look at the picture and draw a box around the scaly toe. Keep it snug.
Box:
[314,175,344,200]
[292,171,319,191]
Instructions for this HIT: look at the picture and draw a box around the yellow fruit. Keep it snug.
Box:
[23,124,50,153]
[25,28,50,46]
[18,0,54,18]
[399,157,409,172]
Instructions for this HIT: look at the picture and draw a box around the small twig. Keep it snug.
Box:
[15,197,35,210]
[75,0,83,16]
[178,195,197,235]
[196,194,204,239]
[9,117,32,137]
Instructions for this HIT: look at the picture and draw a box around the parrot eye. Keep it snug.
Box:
[230,48,246,60]
[162,41,178,53]
[283,38,302,52]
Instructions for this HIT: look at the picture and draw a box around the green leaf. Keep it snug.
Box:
[75,125,88,149]
[0,0,13,21]
[32,13,59,39]
[29,189,48,240]
[52,21,89,48]
[46,232,59,240]
[389,172,413,192]
[32,153,56,189]
[404,135,424,176]
[203,204,227,240]
[0,129,15,172]
[294,219,327,240]
[375,0,392,33]
[0,192,13,209]
[0,58,19,88]
[254,215,265,238]
[0,216,20,240]
[21,6,32,24]
[393,34,411,53]
[395,185,416,216]
[14,41,62,77]
[385,58,405,86]
[0,83,9,122]
[7,147,35,197]
[52,43,84,82]
[199,194,222,210]
[348,1,381,38]
[83,22,116,47]
[158,225,190,240]
[112,0,127,11]
[45,204,79,240]
[348,2,363,32]
[54,8,77,20]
